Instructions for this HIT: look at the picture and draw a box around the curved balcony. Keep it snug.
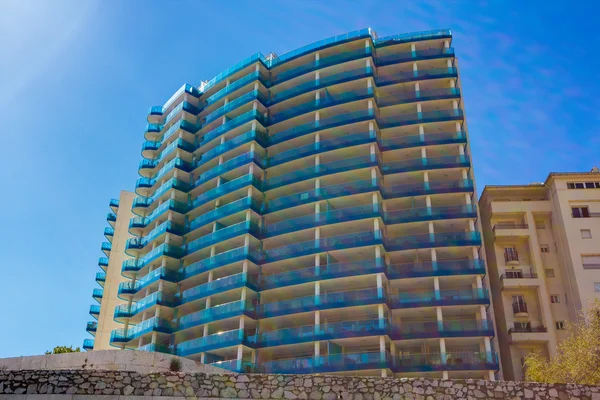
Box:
[384,204,477,225]
[178,300,255,331]
[394,351,499,373]
[147,105,164,121]
[151,137,195,167]
[101,242,111,257]
[104,227,114,242]
[188,197,261,235]
[177,329,247,357]
[383,179,473,199]
[194,152,265,189]
[268,131,376,168]
[131,178,190,216]
[376,67,458,87]
[125,220,185,257]
[92,288,103,303]
[380,130,466,151]
[135,159,193,196]
[121,243,184,277]
[257,287,384,319]
[268,109,374,147]
[198,110,267,150]
[141,140,161,159]
[265,154,377,191]
[118,267,180,298]
[378,109,463,129]
[263,230,382,264]
[189,174,263,214]
[128,199,188,234]
[205,70,269,107]
[110,317,175,345]
[180,246,261,282]
[377,88,460,109]
[260,259,383,291]
[265,178,379,214]
[163,102,201,128]
[384,231,481,252]
[195,129,268,170]
[388,288,489,309]
[382,154,469,176]
[263,204,379,238]
[89,305,100,320]
[109,198,119,212]
[137,343,173,354]
[180,272,258,305]
[251,318,386,348]
[107,212,117,226]
[257,351,391,374]
[185,221,260,257]
[204,90,267,126]
[202,53,268,96]
[86,321,97,336]
[138,158,157,176]
[114,292,179,322]
[389,319,494,340]
[98,257,109,271]
[82,339,94,351]
[387,259,486,280]
[375,47,455,67]
[95,272,106,287]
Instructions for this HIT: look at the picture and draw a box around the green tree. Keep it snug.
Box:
[524,299,600,384]
[45,345,81,355]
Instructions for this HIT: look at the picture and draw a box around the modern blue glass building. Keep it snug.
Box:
[109,28,499,379]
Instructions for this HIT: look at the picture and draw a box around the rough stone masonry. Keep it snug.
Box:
[1,369,600,399]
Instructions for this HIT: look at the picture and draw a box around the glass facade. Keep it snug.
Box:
[104,28,497,379]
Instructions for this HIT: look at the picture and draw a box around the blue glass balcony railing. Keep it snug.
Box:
[141,140,161,153]
[382,155,470,175]
[185,221,260,256]
[204,90,268,125]
[95,272,106,285]
[107,212,117,222]
[388,319,494,341]
[86,321,98,333]
[132,178,190,212]
[82,338,94,351]
[177,329,247,357]
[268,131,376,168]
[269,109,374,147]
[145,124,163,136]
[388,288,489,309]
[110,317,175,344]
[376,67,458,87]
[148,106,164,117]
[263,230,382,263]
[137,158,193,191]
[189,174,262,211]
[114,292,179,320]
[383,179,473,199]
[260,259,384,290]
[101,242,112,254]
[265,178,379,214]
[257,351,391,374]
[379,130,466,150]
[180,272,258,304]
[187,197,261,234]
[393,351,498,373]
[384,204,477,224]
[387,259,486,279]
[375,47,454,67]
[122,243,184,274]
[118,266,180,296]
[268,88,373,126]
[270,47,373,87]
[109,199,119,209]
[194,152,265,188]
[98,257,109,268]
[138,343,173,354]
[126,220,185,252]
[250,318,386,348]
[89,305,100,318]
[262,203,380,238]
[164,102,200,127]
[199,110,268,148]
[384,231,481,252]
[378,109,463,128]
[376,87,460,108]
[180,246,261,281]
[265,155,377,191]
[375,29,451,46]
[195,130,268,169]
[92,288,103,302]
[128,199,188,231]
[150,138,195,168]
[178,300,255,330]
[103,227,114,239]
[202,53,268,94]
[205,70,270,106]
[257,288,384,318]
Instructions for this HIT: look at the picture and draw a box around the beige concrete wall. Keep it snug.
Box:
[94,191,136,350]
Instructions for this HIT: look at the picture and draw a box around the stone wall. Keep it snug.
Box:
[1,369,600,400]
[0,350,225,375]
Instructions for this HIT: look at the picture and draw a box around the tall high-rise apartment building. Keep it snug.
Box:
[84,191,136,351]
[92,28,499,379]
[479,167,600,380]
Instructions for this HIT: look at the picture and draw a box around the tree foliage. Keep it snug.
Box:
[45,345,81,355]
[524,299,600,384]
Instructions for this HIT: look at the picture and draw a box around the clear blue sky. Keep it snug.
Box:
[0,1,598,358]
